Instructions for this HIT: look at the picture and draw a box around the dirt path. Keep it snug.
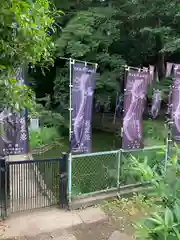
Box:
[72,218,133,240]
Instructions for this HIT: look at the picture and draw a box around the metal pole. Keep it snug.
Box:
[123,65,142,71]
[164,120,172,171]
[68,58,73,205]
[113,92,118,124]
[117,149,121,189]
[164,126,169,170]
[58,56,97,66]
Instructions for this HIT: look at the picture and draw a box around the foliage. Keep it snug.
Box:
[49,0,180,109]
[147,77,172,101]
[29,127,61,149]
[0,0,61,110]
[143,120,167,143]
[26,0,180,110]
[54,6,126,106]
[102,194,153,220]
[35,96,68,135]
[131,150,180,240]
[119,120,166,185]
[120,148,166,186]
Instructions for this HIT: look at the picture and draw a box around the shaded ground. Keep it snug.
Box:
[100,194,155,237]
[73,194,152,239]
[0,218,132,240]
[73,216,132,240]
[0,195,154,240]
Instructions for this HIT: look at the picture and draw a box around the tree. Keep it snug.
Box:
[0,0,60,111]
[32,0,180,107]
[122,0,180,79]
[54,6,126,107]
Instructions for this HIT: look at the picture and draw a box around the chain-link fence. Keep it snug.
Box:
[120,145,166,187]
[71,150,120,198]
[71,145,166,200]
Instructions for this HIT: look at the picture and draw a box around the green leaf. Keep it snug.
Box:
[165,207,174,227]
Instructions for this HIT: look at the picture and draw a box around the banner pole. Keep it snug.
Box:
[113,92,118,124]
[68,58,73,205]
[58,56,97,66]
[165,120,171,170]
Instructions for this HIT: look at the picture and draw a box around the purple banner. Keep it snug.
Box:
[171,64,180,141]
[151,89,162,119]
[122,70,149,150]
[115,93,123,115]
[149,65,154,85]
[166,62,173,77]
[70,63,96,153]
[0,67,29,156]
[95,100,101,113]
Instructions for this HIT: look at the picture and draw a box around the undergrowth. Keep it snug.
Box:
[29,126,62,149]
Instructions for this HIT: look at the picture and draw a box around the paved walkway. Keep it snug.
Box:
[3,207,107,239]
[2,206,132,240]
[2,155,132,239]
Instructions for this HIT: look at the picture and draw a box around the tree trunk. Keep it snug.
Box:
[157,50,165,80]
[155,19,166,80]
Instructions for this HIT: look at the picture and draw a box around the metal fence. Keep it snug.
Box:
[71,145,166,200]
[0,145,168,218]
[0,154,68,219]
[71,150,120,200]
[8,158,60,213]
[0,158,8,219]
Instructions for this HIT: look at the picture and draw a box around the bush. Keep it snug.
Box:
[143,120,167,143]
[29,127,61,149]
[132,149,180,240]
[34,102,69,136]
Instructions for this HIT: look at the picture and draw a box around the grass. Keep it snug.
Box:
[100,193,163,236]
[101,194,158,236]
[102,194,153,217]
[29,126,61,149]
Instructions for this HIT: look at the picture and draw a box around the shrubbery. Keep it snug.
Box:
[29,127,61,149]
[132,149,180,240]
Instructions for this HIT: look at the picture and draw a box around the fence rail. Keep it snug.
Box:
[71,146,166,201]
